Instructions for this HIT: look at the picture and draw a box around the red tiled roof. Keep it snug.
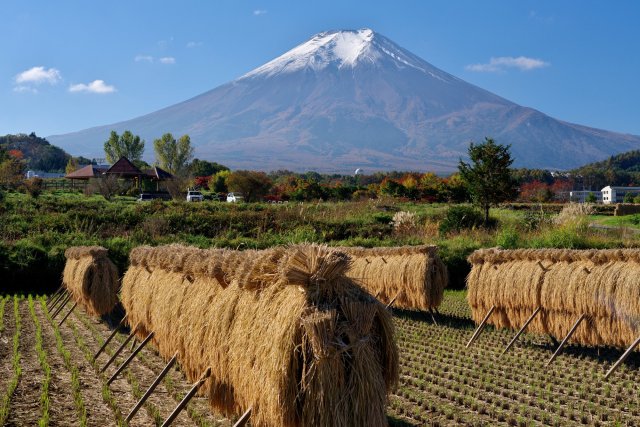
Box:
[144,166,174,181]
[65,164,108,179]
[104,157,143,176]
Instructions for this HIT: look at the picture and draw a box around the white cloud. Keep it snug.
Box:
[466,56,549,72]
[135,54,154,63]
[13,85,38,94]
[68,80,116,94]
[253,9,267,15]
[15,66,61,85]
[159,56,175,64]
[186,41,202,48]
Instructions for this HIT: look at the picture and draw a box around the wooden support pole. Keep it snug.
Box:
[100,325,138,373]
[94,315,128,361]
[107,331,155,385]
[160,367,212,427]
[429,308,438,326]
[233,407,252,427]
[51,293,71,319]
[386,291,402,309]
[126,352,178,422]
[501,307,541,356]
[546,313,586,367]
[466,306,495,348]
[57,302,78,327]
[604,335,640,379]
[49,290,68,313]
[47,286,63,305]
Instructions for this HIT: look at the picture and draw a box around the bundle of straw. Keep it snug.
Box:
[121,244,398,427]
[467,248,640,348]
[341,245,448,310]
[62,246,119,317]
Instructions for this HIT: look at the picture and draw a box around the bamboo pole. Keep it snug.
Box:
[386,291,402,309]
[100,325,138,373]
[51,293,72,319]
[57,302,78,327]
[47,286,63,305]
[160,367,212,427]
[107,331,155,385]
[501,307,541,356]
[466,306,495,348]
[604,335,640,379]
[49,290,69,314]
[94,315,128,361]
[429,308,438,326]
[233,407,252,427]
[546,314,586,367]
[126,352,178,422]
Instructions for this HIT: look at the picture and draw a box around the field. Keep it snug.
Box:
[1,291,638,426]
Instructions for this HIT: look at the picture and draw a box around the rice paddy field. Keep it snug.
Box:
[1,290,639,427]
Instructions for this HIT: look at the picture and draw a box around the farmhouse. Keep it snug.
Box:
[601,185,640,204]
[569,190,603,203]
[65,156,173,190]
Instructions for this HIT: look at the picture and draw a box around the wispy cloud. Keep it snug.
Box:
[13,85,38,94]
[157,37,174,49]
[529,10,554,24]
[186,41,202,48]
[466,56,550,72]
[159,56,176,64]
[253,9,267,16]
[15,66,61,85]
[69,80,116,94]
[135,54,154,63]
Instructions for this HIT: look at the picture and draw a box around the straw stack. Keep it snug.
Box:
[62,246,119,317]
[467,248,640,348]
[121,244,398,427]
[341,245,448,310]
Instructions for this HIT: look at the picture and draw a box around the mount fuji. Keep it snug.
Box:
[48,29,640,172]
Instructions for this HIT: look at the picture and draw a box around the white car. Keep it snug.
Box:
[226,192,244,203]
[186,190,204,202]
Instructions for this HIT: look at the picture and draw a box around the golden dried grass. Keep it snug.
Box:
[467,248,640,348]
[62,246,119,317]
[121,244,398,427]
[341,245,448,310]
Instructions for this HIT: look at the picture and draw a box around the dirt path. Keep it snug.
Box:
[5,299,44,427]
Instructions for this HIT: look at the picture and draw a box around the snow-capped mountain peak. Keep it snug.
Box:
[241,28,445,79]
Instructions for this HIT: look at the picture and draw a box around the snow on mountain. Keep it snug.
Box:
[47,29,640,172]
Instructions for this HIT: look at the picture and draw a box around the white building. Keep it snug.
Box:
[569,190,603,203]
[601,186,640,204]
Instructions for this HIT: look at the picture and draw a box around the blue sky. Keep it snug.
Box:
[3,1,640,140]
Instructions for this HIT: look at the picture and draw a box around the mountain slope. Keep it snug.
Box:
[48,29,640,172]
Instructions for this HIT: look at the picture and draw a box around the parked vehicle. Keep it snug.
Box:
[137,192,171,202]
[226,192,244,203]
[186,190,204,202]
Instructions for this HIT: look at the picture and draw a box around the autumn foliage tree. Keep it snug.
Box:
[226,170,272,202]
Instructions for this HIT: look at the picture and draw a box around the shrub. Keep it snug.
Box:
[23,177,44,198]
[439,206,486,235]
[391,211,417,235]
[496,227,520,249]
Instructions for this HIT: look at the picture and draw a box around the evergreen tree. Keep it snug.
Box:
[458,138,517,225]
